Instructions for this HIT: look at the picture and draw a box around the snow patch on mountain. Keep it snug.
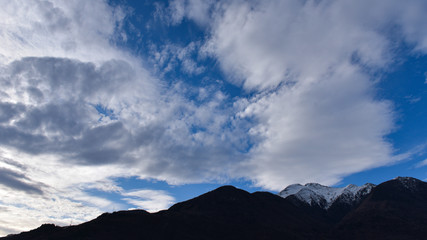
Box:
[279,182,375,209]
[393,176,420,190]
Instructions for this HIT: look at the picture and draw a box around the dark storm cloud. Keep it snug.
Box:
[0,167,44,195]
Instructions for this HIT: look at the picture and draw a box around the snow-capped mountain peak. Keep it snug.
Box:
[279,182,375,209]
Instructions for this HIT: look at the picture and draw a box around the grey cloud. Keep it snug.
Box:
[1,157,28,170]
[77,149,122,166]
[71,122,133,165]
[0,91,10,99]
[35,0,71,33]
[0,167,44,195]
[95,60,136,94]
[78,122,127,148]
[14,57,136,101]
[0,102,25,123]
[26,87,44,102]
[132,124,166,146]
[2,112,134,166]
[0,126,49,154]
[141,144,240,183]
[16,101,92,136]
[9,57,97,98]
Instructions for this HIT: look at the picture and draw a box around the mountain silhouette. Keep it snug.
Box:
[3,177,427,240]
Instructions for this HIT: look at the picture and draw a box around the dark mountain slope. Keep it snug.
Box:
[332,177,427,239]
[166,186,330,239]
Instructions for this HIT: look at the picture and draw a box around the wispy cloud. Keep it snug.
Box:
[416,159,427,168]
[405,95,421,104]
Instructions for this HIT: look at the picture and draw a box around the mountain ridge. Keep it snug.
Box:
[3,177,427,240]
[279,181,376,209]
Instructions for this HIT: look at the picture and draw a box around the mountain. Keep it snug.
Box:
[3,177,427,240]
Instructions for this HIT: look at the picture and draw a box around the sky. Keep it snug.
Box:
[0,0,427,236]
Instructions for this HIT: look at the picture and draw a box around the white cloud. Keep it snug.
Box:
[200,0,427,189]
[166,0,214,27]
[0,0,130,64]
[204,0,396,91]
[121,189,175,212]
[236,64,394,189]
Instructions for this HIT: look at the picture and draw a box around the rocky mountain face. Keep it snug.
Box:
[3,177,427,240]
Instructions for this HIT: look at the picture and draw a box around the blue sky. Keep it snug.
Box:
[0,0,427,235]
